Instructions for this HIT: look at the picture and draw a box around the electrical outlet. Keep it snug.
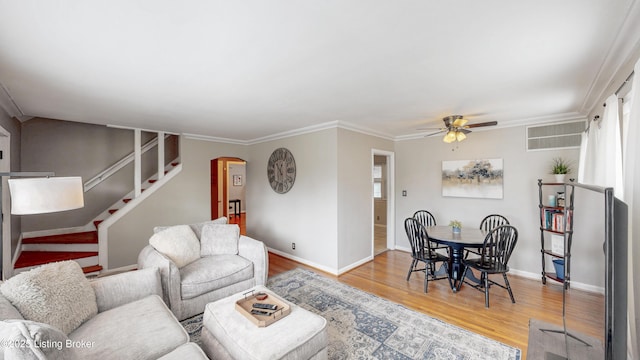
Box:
[292,242,296,250]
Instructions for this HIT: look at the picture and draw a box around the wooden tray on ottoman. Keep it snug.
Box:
[235,288,291,327]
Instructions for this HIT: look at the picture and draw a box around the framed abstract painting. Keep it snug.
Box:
[442,159,504,199]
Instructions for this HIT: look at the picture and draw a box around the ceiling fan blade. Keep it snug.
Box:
[466,121,498,128]
[424,130,446,137]
[459,129,472,134]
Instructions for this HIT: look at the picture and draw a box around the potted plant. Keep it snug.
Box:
[449,220,462,233]
[551,157,571,183]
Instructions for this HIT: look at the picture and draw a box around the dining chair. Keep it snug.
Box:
[466,214,510,258]
[412,210,437,227]
[459,224,518,307]
[404,218,452,292]
[413,210,449,253]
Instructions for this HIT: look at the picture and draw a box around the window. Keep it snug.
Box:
[373,164,385,199]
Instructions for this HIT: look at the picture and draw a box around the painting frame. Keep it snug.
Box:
[233,175,242,186]
[441,159,504,199]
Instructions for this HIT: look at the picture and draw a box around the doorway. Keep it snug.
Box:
[372,150,395,256]
[0,127,11,279]
[210,157,246,234]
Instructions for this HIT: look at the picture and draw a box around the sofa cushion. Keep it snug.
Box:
[0,319,79,360]
[149,225,201,268]
[0,261,97,335]
[154,216,228,239]
[0,292,23,320]
[69,295,189,360]
[200,224,240,256]
[180,255,254,300]
[157,343,209,359]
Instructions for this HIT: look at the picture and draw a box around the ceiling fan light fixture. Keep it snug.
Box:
[443,131,457,143]
[456,131,466,142]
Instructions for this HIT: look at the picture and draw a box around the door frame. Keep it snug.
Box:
[0,126,11,279]
[371,149,395,255]
[211,157,245,220]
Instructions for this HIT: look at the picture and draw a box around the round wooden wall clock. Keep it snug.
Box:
[267,148,296,194]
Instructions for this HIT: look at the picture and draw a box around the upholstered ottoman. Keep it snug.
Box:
[200,285,328,360]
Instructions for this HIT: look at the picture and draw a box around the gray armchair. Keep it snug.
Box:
[138,221,268,321]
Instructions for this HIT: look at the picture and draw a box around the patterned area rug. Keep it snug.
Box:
[181,268,521,359]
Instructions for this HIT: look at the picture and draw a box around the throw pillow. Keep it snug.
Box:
[0,319,79,360]
[200,224,240,256]
[153,216,228,239]
[149,224,201,268]
[0,261,98,335]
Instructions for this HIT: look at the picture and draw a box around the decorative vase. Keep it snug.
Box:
[554,174,566,183]
[452,226,461,234]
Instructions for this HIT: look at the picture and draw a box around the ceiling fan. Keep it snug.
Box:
[422,115,498,143]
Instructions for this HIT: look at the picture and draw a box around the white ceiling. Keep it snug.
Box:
[1,1,639,142]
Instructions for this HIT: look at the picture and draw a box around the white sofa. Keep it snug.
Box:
[138,219,269,321]
[0,265,207,360]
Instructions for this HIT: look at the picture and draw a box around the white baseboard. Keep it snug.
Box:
[268,247,339,275]
[338,255,373,275]
[508,268,604,294]
[268,248,376,276]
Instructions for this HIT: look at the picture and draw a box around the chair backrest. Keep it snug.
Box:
[479,214,509,232]
[404,218,438,260]
[479,225,518,267]
[413,210,437,227]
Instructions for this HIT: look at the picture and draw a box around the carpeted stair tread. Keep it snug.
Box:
[94,220,103,229]
[108,209,118,214]
[23,231,98,245]
[15,251,99,269]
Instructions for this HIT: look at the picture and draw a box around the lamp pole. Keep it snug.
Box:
[0,172,55,280]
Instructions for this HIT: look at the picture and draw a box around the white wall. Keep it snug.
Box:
[107,137,248,268]
[246,129,339,272]
[393,125,605,288]
[337,128,394,271]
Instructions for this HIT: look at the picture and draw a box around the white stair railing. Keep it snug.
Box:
[83,134,171,192]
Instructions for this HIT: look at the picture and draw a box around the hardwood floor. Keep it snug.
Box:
[268,250,604,360]
[228,212,246,234]
[374,224,387,255]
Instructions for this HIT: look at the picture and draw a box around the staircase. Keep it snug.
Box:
[13,160,181,277]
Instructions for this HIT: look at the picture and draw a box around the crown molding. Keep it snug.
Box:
[581,0,640,114]
[183,120,395,145]
[0,81,31,121]
[394,112,587,142]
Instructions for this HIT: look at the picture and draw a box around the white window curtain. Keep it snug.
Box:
[578,94,624,198]
[623,60,640,360]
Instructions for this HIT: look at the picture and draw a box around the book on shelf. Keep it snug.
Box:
[543,209,572,232]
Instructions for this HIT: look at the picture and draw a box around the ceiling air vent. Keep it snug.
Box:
[526,120,586,151]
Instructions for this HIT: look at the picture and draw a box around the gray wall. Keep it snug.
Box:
[393,125,606,288]
[0,111,22,266]
[107,137,248,268]
[20,118,178,232]
[247,129,339,272]
[337,129,394,270]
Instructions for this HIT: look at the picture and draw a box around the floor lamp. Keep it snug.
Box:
[1,173,84,279]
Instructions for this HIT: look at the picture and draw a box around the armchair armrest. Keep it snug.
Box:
[238,235,269,285]
[137,245,182,309]
[90,267,162,313]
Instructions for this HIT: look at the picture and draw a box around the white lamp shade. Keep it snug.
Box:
[8,177,84,215]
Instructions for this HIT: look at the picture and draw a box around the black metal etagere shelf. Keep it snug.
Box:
[538,179,575,289]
